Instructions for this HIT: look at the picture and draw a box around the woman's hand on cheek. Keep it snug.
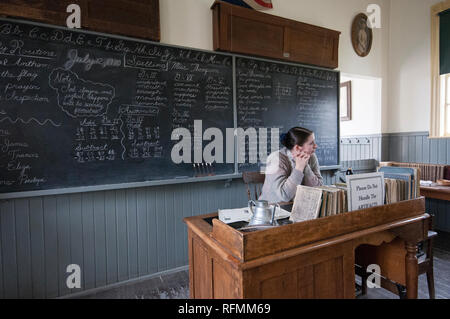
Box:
[294,151,310,172]
[293,146,303,157]
[300,151,311,162]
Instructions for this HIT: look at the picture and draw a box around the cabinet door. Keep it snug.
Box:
[285,23,339,69]
[213,2,286,60]
[228,14,285,59]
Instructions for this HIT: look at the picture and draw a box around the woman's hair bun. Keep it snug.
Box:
[282,127,313,150]
[280,133,288,147]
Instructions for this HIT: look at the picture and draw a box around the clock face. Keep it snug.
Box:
[351,13,373,57]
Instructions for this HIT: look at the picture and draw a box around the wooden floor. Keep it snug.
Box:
[79,231,450,299]
[79,269,190,299]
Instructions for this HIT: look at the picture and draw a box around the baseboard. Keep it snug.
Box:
[57,265,189,299]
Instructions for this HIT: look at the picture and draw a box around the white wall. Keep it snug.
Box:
[388,0,442,133]
[159,0,214,51]
[340,74,382,136]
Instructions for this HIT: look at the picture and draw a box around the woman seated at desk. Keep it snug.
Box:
[259,127,323,203]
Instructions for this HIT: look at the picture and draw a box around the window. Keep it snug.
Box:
[431,1,450,137]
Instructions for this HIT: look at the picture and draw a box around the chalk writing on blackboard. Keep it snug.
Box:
[49,68,115,118]
[0,18,235,195]
[0,116,61,127]
[236,57,339,172]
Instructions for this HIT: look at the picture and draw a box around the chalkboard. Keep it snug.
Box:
[235,57,340,172]
[0,19,235,195]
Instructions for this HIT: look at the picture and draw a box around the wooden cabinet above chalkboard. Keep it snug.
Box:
[211,0,340,69]
[0,0,160,41]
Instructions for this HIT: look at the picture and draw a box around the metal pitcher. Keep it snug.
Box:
[247,200,280,226]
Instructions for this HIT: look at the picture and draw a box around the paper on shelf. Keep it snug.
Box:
[218,206,291,224]
[420,180,433,186]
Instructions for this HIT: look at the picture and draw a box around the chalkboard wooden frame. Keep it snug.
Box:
[0,17,341,200]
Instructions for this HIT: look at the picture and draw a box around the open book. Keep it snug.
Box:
[289,185,323,222]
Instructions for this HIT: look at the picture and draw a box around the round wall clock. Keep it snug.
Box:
[351,13,373,57]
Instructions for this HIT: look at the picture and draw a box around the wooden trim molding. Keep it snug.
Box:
[430,0,450,137]
[340,81,352,121]
[431,0,450,15]
[446,74,450,135]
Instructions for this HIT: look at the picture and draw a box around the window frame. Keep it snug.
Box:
[446,74,450,135]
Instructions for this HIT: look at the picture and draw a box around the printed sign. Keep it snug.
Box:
[346,172,385,211]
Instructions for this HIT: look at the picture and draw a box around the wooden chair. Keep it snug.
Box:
[242,171,265,201]
[418,215,437,299]
[356,215,437,299]
[444,165,450,180]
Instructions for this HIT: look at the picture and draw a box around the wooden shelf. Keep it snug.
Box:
[211,0,340,69]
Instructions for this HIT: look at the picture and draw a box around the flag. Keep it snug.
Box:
[243,0,273,10]
[221,0,273,10]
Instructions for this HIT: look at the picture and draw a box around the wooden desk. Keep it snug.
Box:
[420,185,450,201]
[184,198,429,299]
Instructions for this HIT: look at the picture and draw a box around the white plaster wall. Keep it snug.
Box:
[388,0,442,133]
[159,0,214,51]
[340,74,382,136]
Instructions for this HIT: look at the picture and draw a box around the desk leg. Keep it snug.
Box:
[405,242,418,299]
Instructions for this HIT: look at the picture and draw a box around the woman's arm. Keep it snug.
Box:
[302,153,324,186]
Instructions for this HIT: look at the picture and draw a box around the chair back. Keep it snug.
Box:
[444,166,450,180]
[242,171,265,201]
